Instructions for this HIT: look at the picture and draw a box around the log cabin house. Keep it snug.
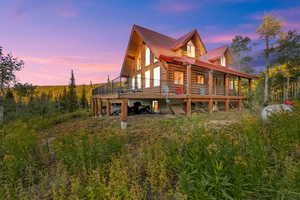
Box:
[91,25,256,127]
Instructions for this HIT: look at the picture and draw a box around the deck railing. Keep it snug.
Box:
[92,76,242,97]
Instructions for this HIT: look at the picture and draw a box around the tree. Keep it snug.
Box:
[80,85,88,109]
[272,30,300,100]
[256,14,283,104]
[230,35,254,73]
[14,82,36,103]
[68,70,78,112]
[0,46,24,96]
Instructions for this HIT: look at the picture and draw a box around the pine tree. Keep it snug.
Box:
[80,85,88,109]
[68,70,78,112]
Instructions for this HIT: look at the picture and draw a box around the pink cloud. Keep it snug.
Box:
[205,33,257,43]
[250,6,300,20]
[155,0,198,13]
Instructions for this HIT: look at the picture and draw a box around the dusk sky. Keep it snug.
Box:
[1,0,300,86]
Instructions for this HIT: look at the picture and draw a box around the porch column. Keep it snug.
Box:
[95,98,99,116]
[120,99,128,129]
[91,98,96,116]
[238,77,242,96]
[186,98,192,117]
[187,64,192,95]
[224,74,229,96]
[106,100,111,116]
[225,99,229,111]
[248,79,252,94]
[208,99,213,114]
[208,70,213,96]
[97,99,102,116]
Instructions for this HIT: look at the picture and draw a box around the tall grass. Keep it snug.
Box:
[1,105,300,199]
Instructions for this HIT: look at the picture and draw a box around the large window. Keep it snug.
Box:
[153,66,160,87]
[145,47,151,66]
[196,74,205,85]
[145,70,150,88]
[229,79,234,89]
[174,71,184,85]
[187,41,196,57]
[132,77,135,89]
[137,74,142,89]
[220,55,226,66]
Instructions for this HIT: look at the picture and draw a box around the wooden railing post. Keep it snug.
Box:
[248,79,252,94]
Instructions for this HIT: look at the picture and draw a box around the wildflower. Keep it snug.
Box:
[207,143,217,154]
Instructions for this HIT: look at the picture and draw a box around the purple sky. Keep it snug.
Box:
[1,0,300,86]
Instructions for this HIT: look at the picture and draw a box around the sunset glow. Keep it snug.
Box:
[1,0,299,85]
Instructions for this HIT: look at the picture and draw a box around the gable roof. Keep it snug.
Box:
[200,45,228,62]
[121,25,256,79]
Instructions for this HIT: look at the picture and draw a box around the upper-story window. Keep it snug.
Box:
[145,70,151,88]
[145,47,151,66]
[187,41,196,57]
[174,71,184,85]
[154,57,158,63]
[220,55,226,67]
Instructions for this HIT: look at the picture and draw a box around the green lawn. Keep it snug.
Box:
[1,106,300,199]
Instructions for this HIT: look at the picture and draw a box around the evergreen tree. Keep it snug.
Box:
[60,87,68,112]
[68,70,78,112]
[80,85,88,109]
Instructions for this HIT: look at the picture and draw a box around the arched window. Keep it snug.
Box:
[187,41,196,57]
[145,47,151,66]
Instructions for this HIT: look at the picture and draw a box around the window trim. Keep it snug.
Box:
[153,66,160,87]
[145,70,151,88]
[174,71,184,85]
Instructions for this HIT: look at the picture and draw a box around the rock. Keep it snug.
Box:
[261,104,293,121]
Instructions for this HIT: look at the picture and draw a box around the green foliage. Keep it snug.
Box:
[67,70,78,112]
[1,108,300,199]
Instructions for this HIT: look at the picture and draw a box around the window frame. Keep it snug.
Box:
[174,71,184,85]
[196,74,205,85]
[145,47,151,66]
[187,41,196,57]
[137,74,142,89]
[145,70,151,88]
[220,55,226,67]
[153,66,160,87]
[132,76,136,89]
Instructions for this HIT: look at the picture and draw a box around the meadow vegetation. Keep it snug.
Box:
[1,104,300,199]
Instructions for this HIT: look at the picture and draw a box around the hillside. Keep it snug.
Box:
[1,106,300,199]
[35,84,102,100]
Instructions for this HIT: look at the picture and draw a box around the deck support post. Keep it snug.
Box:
[91,98,96,117]
[186,98,192,117]
[106,100,111,116]
[237,99,242,111]
[187,64,192,95]
[95,98,99,117]
[120,99,128,130]
[238,77,242,96]
[208,99,213,114]
[225,99,229,111]
[97,99,102,116]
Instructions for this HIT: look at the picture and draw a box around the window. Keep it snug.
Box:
[132,77,135,89]
[137,74,142,89]
[154,57,158,63]
[145,70,150,88]
[153,66,160,87]
[136,55,141,71]
[187,41,196,57]
[174,71,184,85]
[220,55,226,66]
[196,74,205,85]
[152,100,159,112]
[145,47,151,66]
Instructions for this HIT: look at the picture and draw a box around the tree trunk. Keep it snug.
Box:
[264,38,270,104]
